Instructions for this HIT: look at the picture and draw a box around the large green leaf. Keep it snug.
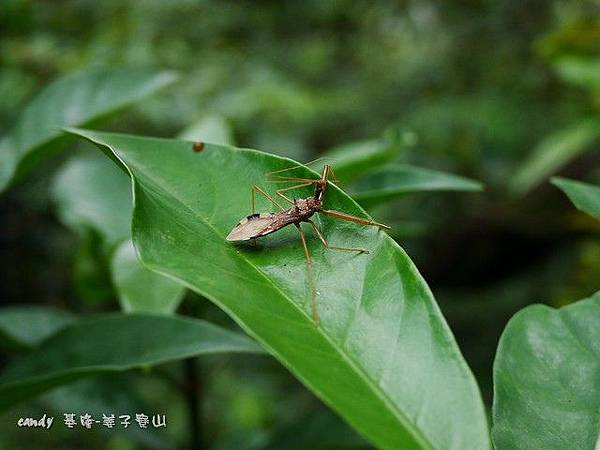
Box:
[0,306,75,350]
[349,164,483,208]
[511,118,600,194]
[67,128,490,450]
[552,177,600,221]
[492,291,600,450]
[0,314,262,411]
[0,68,177,191]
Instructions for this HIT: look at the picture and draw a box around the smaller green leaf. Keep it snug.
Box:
[0,68,178,192]
[492,291,600,450]
[53,152,185,311]
[321,138,402,182]
[52,152,132,247]
[552,177,600,221]
[0,306,75,350]
[511,117,600,194]
[349,164,483,207]
[554,56,600,92]
[0,314,263,412]
[111,240,185,314]
[177,114,235,145]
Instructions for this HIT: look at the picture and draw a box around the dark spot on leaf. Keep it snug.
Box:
[193,142,205,152]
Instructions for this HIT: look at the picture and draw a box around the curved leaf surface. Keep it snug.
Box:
[350,164,483,208]
[552,177,600,221]
[0,314,262,411]
[492,291,600,450]
[67,128,490,450]
[0,68,177,191]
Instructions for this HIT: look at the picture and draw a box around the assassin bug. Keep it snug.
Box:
[226,164,390,325]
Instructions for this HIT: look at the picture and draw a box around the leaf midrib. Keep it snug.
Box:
[87,132,434,450]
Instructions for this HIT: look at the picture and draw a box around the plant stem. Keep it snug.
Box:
[184,358,203,449]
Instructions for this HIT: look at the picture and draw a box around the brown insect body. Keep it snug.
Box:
[226,197,321,241]
[226,164,389,325]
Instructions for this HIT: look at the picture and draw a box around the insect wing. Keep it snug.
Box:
[226,213,280,241]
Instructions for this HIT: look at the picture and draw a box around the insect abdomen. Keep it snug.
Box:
[226,212,290,241]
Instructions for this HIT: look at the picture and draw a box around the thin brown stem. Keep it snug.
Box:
[184,358,202,449]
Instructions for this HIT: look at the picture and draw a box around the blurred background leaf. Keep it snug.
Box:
[552,177,600,221]
[111,239,184,314]
[320,137,404,183]
[177,114,235,146]
[0,314,263,412]
[52,152,186,312]
[40,376,171,450]
[0,69,177,191]
[511,118,600,194]
[262,410,369,450]
[0,306,75,350]
[52,152,132,248]
[554,56,600,92]
[350,164,483,208]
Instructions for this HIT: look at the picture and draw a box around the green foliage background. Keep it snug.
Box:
[0,1,599,449]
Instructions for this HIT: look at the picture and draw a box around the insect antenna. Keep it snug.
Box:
[304,156,338,168]
[267,157,334,174]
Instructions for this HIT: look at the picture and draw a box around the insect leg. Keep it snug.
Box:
[320,209,391,230]
[326,165,340,183]
[252,185,283,214]
[276,182,314,193]
[267,175,318,183]
[275,182,314,205]
[268,157,336,176]
[308,220,368,254]
[266,164,305,177]
[295,223,319,325]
